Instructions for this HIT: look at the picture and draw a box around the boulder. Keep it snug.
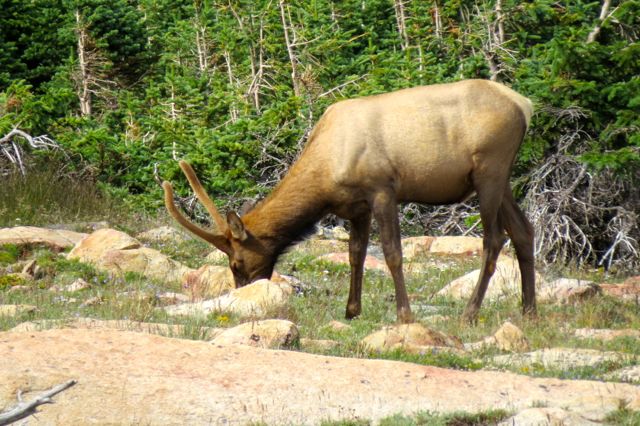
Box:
[164,279,293,318]
[606,365,640,383]
[361,323,464,355]
[499,407,600,426]
[136,226,191,243]
[210,319,299,349]
[67,228,140,261]
[0,226,87,251]
[465,321,529,352]
[68,229,192,283]
[538,278,601,303]
[429,236,483,256]
[0,304,36,317]
[98,247,193,283]
[601,276,640,301]
[182,264,234,299]
[438,258,544,301]
[492,347,633,370]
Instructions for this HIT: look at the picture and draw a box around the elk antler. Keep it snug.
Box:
[162,161,231,253]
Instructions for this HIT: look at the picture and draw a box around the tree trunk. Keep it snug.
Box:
[279,0,301,97]
[587,0,613,43]
[75,10,92,117]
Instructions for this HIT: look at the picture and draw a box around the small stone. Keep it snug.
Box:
[326,320,351,331]
[361,323,463,353]
[63,278,91,292]
[80,297,102,307]
[538,278,601,304]
[210,319,299,349]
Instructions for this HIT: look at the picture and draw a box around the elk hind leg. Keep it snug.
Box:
[500,189,536,317]
[346,212,372,319]
[462,186,508,323]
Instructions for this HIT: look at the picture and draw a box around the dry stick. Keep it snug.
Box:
[0,380,77,425]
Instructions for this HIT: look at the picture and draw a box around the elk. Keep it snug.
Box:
[163,79,535,323]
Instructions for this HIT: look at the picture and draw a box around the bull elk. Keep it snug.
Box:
[163,79,536,323]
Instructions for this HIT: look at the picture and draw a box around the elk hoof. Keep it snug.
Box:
[345,304,361,320]
[397,309,414,324]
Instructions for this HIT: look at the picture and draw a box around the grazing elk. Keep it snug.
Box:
[163,79,535,323]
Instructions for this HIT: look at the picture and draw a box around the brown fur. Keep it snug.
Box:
[163,79,536,323]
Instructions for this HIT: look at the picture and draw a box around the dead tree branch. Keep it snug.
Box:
[0,380,77,425]
[0,128,62,176]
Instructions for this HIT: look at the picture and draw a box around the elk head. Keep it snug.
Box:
[162,161,275,287]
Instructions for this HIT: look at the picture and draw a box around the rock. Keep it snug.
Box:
[499,407,600,426]
[204,249,228,264]
[492,347,633,370]
[210,319,299,349]
[0,304,36,317]
[181,264,234,299]
[63,278,91,292]
[80,296,102,307]
[164,279,293,318]
[68,229,193,283]
[601,276,640,301]
[326,320,351,331]
[607,365,640,383]
[320,252,388,273]
[438,258,544,301]
[466,321,529,352]
[361,323,464,355]
[0,226,87,251]
[316,226,350,241]
[98,247,193,283]
[68,229,141,261]
[136,226,191,243]
[401,236,435,261]
[7,285,31,293]
[574,328,640,342]
[2,328,637,424]
[429,236,483,256]
[538,278,601,304]
[156,292,190,306]
[300,338,340,351]
[9,317,223,339]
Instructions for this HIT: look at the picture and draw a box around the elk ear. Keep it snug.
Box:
[227,211,248,241]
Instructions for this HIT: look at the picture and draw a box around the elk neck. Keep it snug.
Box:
[240,160,330,254]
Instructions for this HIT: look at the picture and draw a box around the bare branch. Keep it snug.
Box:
[0,380,77,425]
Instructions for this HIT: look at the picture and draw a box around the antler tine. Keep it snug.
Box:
[162,181,223,244]
[178,160,229,233]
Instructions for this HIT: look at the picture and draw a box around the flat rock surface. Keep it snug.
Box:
[0,226,87,251]
[1,329,638,425]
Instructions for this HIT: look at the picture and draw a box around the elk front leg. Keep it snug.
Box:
[346,212,372,319]
[372,192,413,324]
